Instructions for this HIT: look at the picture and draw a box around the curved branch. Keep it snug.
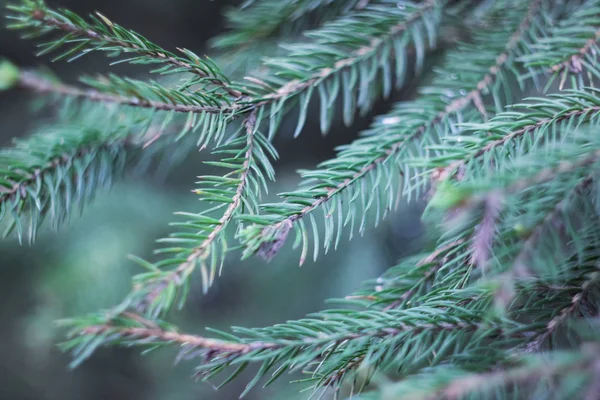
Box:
[138,110,259,309]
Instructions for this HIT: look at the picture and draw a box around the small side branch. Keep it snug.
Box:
[18,71,227,114]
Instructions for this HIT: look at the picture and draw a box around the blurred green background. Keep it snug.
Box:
[0,1,425,399]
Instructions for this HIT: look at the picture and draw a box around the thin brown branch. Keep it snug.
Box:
[345,239,466,309]
[18,71,228,114]
[528,271,600,351]
[381,239,467,310]
[551,29,600,74]
[82,325,260,353]
[469,192,503,271]
[83,307,521,358]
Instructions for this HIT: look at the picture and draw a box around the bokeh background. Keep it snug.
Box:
[0,1,426,399]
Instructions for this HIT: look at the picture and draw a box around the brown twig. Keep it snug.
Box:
[18,71,231,115]
[551,29,600,74]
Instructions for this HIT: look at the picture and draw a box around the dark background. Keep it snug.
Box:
[0,1,425,399]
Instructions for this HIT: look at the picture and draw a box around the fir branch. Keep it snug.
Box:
[356,344,600,400]
[434,90,600,185]
[527,270,600,351]
[238,0,554,263]
[17,69,227,115]
[234,0,444,139]
[520,0,600,90]
[212,0,364,50]
[128,110,277,317]
[6,0,241,97]
[511,176,595,277]
[0,119,169,243]
[345,239,467,310]
[62,295,524,396]
[259,0,439,102]
[430,129,600,312]
[9,0,444,146]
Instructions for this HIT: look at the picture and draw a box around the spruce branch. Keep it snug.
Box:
[527,269,600,351]
[16,69,228,115]
[345,239,467,310]
[8,0,445,146]
[237,0,554,263]
[127,110,277,317]
[62,293,525,396]
[511,176,595,278]
[0,118,172,243]
[7,1,600,398]
[430,128,600,312]
[258,0,439,102]
[434,90,600,186]
[234,0,444,139]
[357,344,600,400]
[6,0,242,97]
[212,0,365,50]
[520,0,600,90]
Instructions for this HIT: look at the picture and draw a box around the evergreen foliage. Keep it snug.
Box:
[3,0,600,398]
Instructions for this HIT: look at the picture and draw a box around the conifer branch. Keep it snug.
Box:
[357,344,600,400]
[258,0,439,103]
[238,0,553,263]
[62,297,526,395]
[0,119,169,242]
[131,110,267,317]
[436,92,600,184]
[9,0,445,145]
[520,0,600,90]
[528,270,600,351]
[6,1,600,398]
[212,0,364,50]
[344,239,466,310]
[7,0,241,97]
[550,29,600,74]
[17,70,227,115]
[232,0,444,140]
[511,176,595,277]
